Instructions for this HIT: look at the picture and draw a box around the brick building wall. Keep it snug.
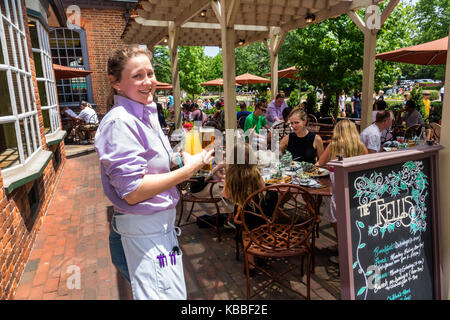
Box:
[78,8,129,114]
[0,0,66,299]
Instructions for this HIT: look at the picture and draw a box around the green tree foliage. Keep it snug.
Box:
[153,46,171,84]
[235,42,271,91]
[178,46,207,100]
[396,0,449,81]
[282,15,364,105]
[410,86,428,122]
[204,52,223,81]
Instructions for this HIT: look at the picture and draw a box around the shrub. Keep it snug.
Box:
[287,89,300,108]
[320,94,335,118]
[429,101,442,123]
[305,91,318,115]
[410,86,427,122]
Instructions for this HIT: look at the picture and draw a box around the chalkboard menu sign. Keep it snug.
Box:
[348,158,434,300]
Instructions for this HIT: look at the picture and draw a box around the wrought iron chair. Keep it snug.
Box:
[235,184,318,300]
[428,122,441,142]
[177,178,226,242]
[404,124,422,140]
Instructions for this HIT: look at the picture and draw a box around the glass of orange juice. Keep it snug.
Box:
[184,129,202,155]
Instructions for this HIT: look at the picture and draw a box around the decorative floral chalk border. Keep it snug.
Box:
[351,160,429,299]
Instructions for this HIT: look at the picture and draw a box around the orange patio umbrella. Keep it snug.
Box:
[264,66,301,79]
[201,78,241,86]
[53,64,92,79]
[155,80,172,89]
[376,36,448,65]
[201,78,241,97]
[235,73,271,85]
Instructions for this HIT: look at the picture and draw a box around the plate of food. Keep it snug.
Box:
[297,165,329,178]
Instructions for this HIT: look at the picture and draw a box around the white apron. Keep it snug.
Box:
[113,208,187,300]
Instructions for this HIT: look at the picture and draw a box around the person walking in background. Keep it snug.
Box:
[351,90,362,118]
[156,102,167,129]
[422,91,431,118]
[440,86,444,102]
[338,90,347,117]
[95,44,214,300]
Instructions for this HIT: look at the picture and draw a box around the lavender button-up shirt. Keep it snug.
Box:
[95,95,179,215]
[265,99,287,126]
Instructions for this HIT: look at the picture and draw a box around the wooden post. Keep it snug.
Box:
[348,0,399,131]
[439,28,450,299]
[360,29,377,130]
[264,27,287,100]
[168,22,181,128]
[213,0,240,130]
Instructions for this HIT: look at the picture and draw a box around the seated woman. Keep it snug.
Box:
[316,120,368,263]
[280,108,324,163]
[222,143,277,276]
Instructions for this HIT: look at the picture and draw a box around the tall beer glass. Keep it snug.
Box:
[200,127,215,172]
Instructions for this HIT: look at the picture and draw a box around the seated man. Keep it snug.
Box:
[236,101,251,120]
[265,93,287,127]
[360,110,393,153]
[244,101,270,144]
[396,100,425,128]
[75,101,99,143]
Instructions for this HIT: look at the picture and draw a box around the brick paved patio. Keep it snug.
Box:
[14,150,341,300]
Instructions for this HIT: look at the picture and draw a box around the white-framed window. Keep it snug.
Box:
[29,18,60,135]
[0,0,42,171]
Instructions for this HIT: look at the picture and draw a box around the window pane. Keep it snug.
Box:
[19,119,29,159]
[0,71,12,116]
[28,20,39,48]
[38,81,47,106]
[33,116,41,148]
[56,29,64,39]
[33,52,43,77]
[0,122,19,169]
[0,40,4,64]
[42,109,51,134]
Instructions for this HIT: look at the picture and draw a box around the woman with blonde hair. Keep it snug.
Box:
[317,120,368,263]
[280,107,324,163]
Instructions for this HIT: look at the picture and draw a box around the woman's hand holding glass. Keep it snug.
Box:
[182,148,215,173]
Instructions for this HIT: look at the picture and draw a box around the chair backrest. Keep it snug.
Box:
[404,124,422,139]
[429,122,441,142]
[271,121,292,140]
[238,184,317,252]
[204,119,222,131]
[238,114,248,129]
[306,114,319,132]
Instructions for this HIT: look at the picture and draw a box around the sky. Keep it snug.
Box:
[204,46,220,57]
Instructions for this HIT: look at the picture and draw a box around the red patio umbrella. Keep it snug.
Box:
[376,36,448,65]
[53,64,92,79]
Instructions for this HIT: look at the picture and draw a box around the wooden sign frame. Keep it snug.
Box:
[329,145,444,300]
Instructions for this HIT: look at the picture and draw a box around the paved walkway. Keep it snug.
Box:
[14,151,341,300]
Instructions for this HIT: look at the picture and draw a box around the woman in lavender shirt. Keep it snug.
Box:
[95,45,213,300]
